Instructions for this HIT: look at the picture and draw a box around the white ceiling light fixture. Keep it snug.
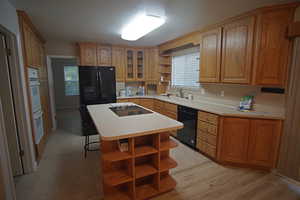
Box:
[121,13,166,41]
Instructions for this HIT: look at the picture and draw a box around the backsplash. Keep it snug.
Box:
[167,84,286,113]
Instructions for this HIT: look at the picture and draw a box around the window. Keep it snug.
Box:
[64,66,79,96]
[171,48,200,87]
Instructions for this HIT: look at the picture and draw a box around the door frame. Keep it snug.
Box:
[46,55,78,130]
[0,25,37,174]
[0,99,17,200]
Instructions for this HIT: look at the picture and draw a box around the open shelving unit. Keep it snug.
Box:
[101,132,178,200]
[158,54,172,94]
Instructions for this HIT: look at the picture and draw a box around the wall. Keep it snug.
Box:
[277,5,300,182]
[0,0,36,173]
[45,40,78,57]
[51,58,79,110]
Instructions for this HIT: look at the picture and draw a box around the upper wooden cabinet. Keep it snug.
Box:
[112,46,125,82]
[97,45,112,66]
[79,43,112,66]
[221,16,255,84]
[79,43,97,66]
[218,117,282,168]
[253,8,294,87]
[146,48,160,82]
[21,21,44,68]
[125,48,145,81]
[196,5,295,87]
[199,27,222,83]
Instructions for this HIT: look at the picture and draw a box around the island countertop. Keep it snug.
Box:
[87,103,183,141]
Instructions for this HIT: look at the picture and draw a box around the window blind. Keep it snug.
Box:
[171,48,200,87]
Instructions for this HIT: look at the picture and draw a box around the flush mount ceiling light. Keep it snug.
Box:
[121,13,166,41]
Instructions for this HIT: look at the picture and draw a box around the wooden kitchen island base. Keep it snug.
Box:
[101,131,178,200]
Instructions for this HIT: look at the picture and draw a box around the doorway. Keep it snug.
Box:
[0,32,24,176]
[50,57,82,135]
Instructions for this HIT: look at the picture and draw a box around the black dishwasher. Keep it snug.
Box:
[177,105,197,149]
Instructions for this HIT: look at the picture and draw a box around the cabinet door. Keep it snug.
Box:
[125,49,135,81]
[253,8,293,86]
[221,16,255,84]
[199,27,222,83]
[112,47,125,82]
[79,43,97,66]
[97,45,112,66]
[23,22,33,67]
[146,48,159,81]
[218,117,250,164]
[136,49,145,81]
[248,120,282,168]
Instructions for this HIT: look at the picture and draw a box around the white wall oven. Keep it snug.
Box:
[28,68,44,144]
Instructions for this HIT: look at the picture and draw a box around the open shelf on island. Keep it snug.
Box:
[135,146,158,157]
[160,172,177,193]
[160,156,178,172]
[134,134,159,157]
[102,151,132,162]
[105,182,133,200]
[101,132,178,200]
[135,175,159,200]
[135,154,158,178]
[104,168,133,186]
[160,132,178,151]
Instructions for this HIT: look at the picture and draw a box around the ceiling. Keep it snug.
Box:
[16,0,295,46]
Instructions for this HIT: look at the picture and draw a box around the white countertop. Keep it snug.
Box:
[87,103,183,141]
[117,95,285,120]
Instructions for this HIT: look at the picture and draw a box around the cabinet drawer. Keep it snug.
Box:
[198,121,218,135]
[197,139,216,158]
[164,111,177,120]
[198,111,219,125]
[117,99,129,103]
[139,99,154,110]
[197,131,217,146]
[164,102,177,112]
[154,100,164,108]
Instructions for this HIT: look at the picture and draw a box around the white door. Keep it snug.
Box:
[0,33,23,176]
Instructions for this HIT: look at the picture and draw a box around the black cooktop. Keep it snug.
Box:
[109,105,152,117]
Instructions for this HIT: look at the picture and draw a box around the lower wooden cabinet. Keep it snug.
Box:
[247,119,282,168]
[218,117,250,164]
[218,117,282,168]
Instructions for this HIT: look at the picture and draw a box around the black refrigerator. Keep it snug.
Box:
[79,66,116,134]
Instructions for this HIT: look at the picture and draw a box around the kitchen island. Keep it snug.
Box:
[87,103,183,200]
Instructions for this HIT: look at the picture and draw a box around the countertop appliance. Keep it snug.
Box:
[177,105,197,148]
[79,66,117,133]
[28,68,44,144]
[109,105,152,117]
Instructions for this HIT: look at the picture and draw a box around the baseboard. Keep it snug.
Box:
[273,170,300,187]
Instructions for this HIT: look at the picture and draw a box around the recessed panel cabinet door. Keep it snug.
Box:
[248,120,282,168]
[218,117,250,164]
[97,45,112,66]
[112,47,125,82]
[253,8,293,86]
[79,43,97,66]
[221,16,255,84]
[199,27,222,83]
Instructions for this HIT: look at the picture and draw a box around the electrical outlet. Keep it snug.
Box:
[221,91,225,97]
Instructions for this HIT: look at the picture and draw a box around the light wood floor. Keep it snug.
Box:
[16,110,300,200]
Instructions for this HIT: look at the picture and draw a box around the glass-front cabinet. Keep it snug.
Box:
[136,50,144,81]
[126,49,134,81]
[125,49,145,81]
